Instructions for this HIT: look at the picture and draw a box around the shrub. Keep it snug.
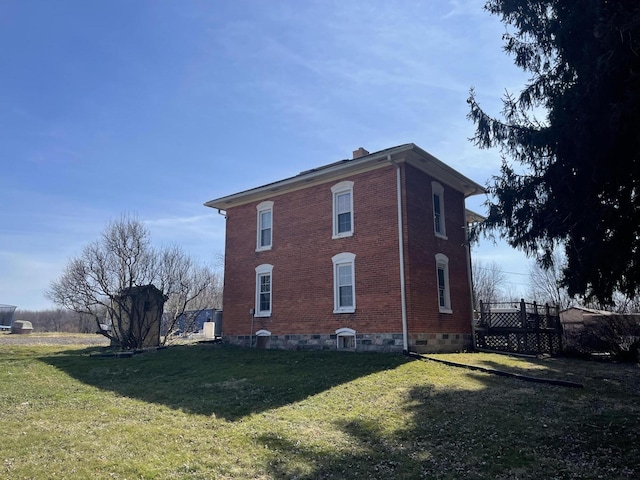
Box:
[573,315,640,362]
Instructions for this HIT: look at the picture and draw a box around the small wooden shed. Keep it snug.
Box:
[112,285,165,349]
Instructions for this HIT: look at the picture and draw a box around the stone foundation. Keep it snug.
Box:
[410,332,473,353]
[222,331,472,353]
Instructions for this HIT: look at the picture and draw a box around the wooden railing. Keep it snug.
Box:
[474,299,563,355]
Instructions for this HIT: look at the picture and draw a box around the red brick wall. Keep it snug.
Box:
[402,163,473,335]
[220,162,473,341]
[222,165,403,336]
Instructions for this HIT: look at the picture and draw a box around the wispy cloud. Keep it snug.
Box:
[1,0,534,308]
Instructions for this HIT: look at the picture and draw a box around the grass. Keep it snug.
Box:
[1,342,639,479]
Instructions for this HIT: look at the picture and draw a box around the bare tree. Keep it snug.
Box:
[47,214,219,349]
[74,311,95,333]
[472,260,507,310]
[160,245,222,341]
[528,250,573,309]
[585,292,640,314]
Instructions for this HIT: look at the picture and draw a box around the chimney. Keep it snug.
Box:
[352,147,369,159]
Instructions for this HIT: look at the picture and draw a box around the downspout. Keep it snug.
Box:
[390,155,409,355]
[464,208,475,324]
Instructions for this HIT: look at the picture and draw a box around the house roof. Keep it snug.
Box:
[560,306,614,316]
[465,209,485,224]
[204,143,486,210]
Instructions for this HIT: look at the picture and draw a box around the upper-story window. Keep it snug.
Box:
[331,181,354,239]
[255,264,273,317]
[435,253,452,314]
[332,252,356,313]
[432,181,447,239]
[256,201,273,251]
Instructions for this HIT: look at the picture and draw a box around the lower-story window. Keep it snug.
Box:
[332,253,356,313]
[255,264,273,317]
[435,253,452,313]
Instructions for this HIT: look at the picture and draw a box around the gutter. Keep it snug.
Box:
[390,155,409,354]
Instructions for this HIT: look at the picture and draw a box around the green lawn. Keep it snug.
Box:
[1,341,639,479]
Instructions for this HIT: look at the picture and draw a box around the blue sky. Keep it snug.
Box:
[1,0,533,310]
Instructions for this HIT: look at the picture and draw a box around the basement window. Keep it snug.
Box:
[336,327,356,350]
[255,329,271,349]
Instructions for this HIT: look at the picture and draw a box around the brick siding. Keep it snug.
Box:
[220,161,473,352]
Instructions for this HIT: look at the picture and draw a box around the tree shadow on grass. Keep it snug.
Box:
[453,354,640,395]
[258,369,640,480]
[38,343,411,421]
[36,346,640,477]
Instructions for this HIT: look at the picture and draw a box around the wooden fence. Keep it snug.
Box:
[473,299,563,355]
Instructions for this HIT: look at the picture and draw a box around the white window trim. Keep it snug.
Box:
[332,252,356,313]
[255,329,271,336]
[335,327,356,350]
[255,264,273,317]
[432,181,447,239]
[256,201,274,251]
[331,181,354,239]
[435,253,452,314]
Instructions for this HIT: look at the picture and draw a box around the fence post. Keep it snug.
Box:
[533,301,541,353]
[480,300,485,327]
[518,299,526,353]
[551,303,563,354]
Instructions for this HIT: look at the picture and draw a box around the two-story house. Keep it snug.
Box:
[205,143,484,353]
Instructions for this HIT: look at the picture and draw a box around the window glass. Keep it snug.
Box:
[336,192,352,234]
[255,264,273,316]
[437,266,446,307]
[433,194,442,234]
[260,211,272,247]
[337,264,353,307]
[435,254,452,313]
[331,182,354,238]
[432,182,447,238]
[259,273,271,312]
[332,252,356,313]
[256,201,274,250]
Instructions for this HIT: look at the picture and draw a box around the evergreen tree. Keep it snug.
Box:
[468,0,640,304]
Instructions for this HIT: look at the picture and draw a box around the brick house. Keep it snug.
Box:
[205,143,485,353]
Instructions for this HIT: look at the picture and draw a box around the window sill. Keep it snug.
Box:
[254,313,271,318]
[332,232,353,240]
[438,308,453,315]
[255,246,272,252]
[434,233,448,240]
[333,308,355,314]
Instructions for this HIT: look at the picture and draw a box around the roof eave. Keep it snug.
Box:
[204,143,486,210]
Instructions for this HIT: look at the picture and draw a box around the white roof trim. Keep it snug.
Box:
[205,143,485,210]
